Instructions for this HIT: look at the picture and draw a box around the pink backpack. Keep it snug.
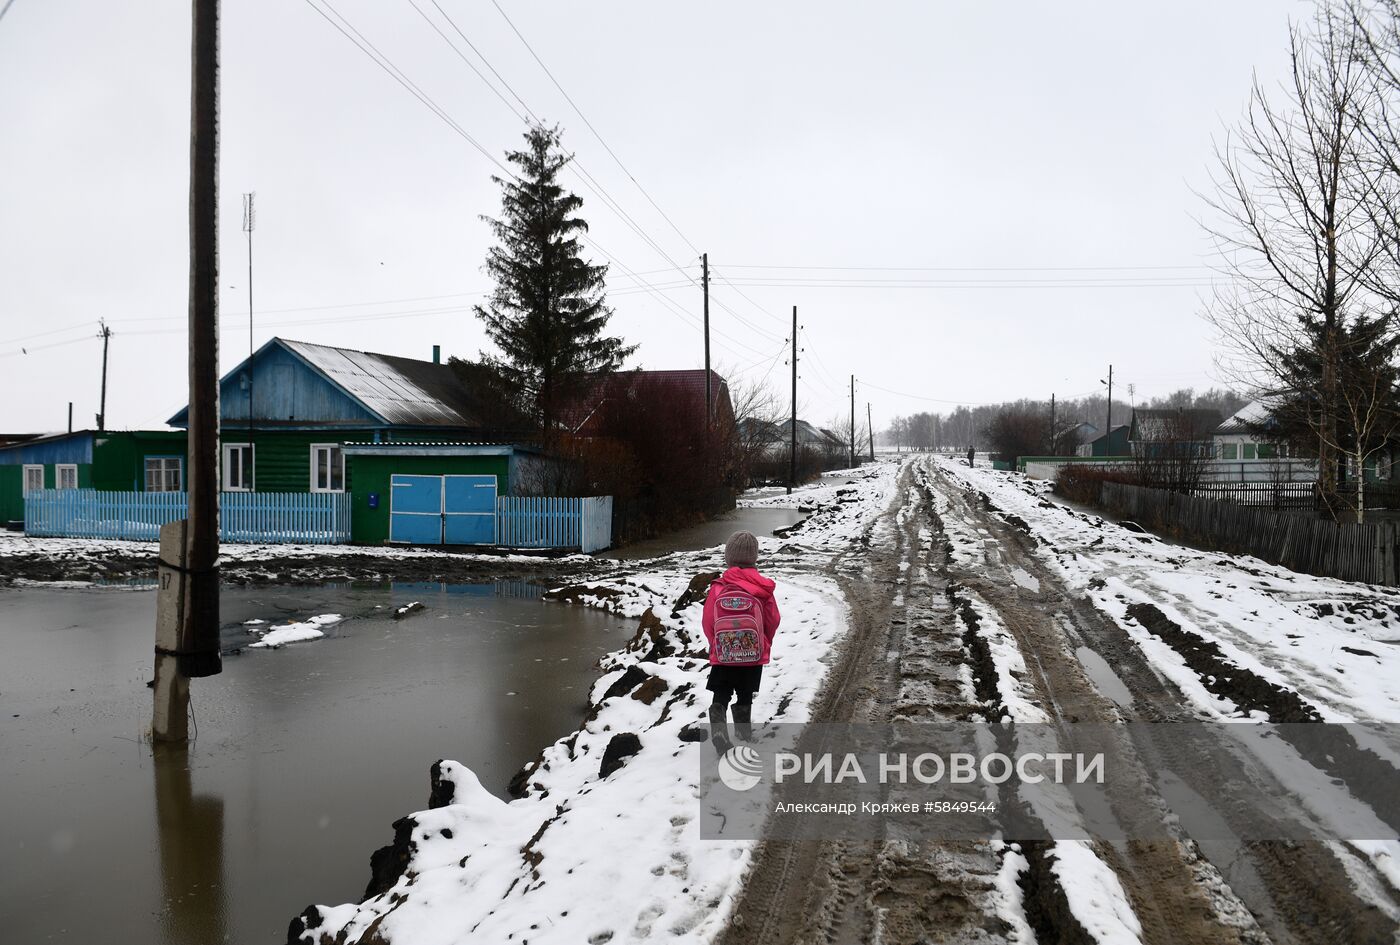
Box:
[710,580,766,665]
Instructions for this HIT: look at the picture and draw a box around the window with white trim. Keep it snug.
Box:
[145,456,183,492]
[22,465,44,493]
[310,444,345,492]
[222,444,254,491]
[55,464,78,490]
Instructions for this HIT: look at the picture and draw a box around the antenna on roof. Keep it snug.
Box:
[243,191,256,491]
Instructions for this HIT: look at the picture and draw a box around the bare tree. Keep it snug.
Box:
[1203,8,1386,519]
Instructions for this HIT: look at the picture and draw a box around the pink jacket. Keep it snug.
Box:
[702,566,782,665]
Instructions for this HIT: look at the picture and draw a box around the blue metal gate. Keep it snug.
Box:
[389,475,443,544]
[389,474,498,545]
[444,475,497,544]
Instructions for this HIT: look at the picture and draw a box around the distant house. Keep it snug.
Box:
[165,337,539,543]
[563,369,733,437]
[1212,400,1286,461]
[1057,421,1098,453]
[1076,424,1130,458]
[1129,408,1222,456]
[0,429,187,528]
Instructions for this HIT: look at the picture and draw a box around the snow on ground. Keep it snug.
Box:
[293,464,902,945]
[933,456,1400,724]
[737,464,884,511]
[247,613,343,648]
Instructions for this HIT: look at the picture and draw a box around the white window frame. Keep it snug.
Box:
[22,464,44,494]
[144,456,184,492]
[222,443,254,492]
[309,443,345,493]
[55,464,78,490]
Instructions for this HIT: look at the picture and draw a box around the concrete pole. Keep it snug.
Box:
[154,0,223,743]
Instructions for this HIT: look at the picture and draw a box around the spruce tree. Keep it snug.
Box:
[474,125,636,434]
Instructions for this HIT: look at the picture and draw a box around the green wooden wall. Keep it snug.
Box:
[348,454,509,545]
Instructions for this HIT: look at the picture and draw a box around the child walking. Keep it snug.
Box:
[702,531,781,750]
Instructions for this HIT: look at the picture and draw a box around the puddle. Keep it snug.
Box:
[0,582,632,945]
[1153,770,1278,925]
[606,506,804,561]
[1074,645,1136,710]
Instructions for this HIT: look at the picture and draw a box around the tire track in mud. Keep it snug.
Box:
[720,465,1013,945]
[927,460,1399,945]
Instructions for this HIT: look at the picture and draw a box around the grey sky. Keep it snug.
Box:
[0,1,1298,433]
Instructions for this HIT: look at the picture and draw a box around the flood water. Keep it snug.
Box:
[0,582,631,945]
[607,505,805,561]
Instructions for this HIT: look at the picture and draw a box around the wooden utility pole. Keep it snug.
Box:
[702,253,711,424]
[849,375,856,468]
[154,0,223,744]
[97,320,112,431]
[1105,365,1113,438]
[243,192,256,492]
[867,402,875,462]
[788,306,798,494]
[1049,393,1056,454]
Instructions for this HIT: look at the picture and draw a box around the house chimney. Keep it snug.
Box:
[432,345,441,364]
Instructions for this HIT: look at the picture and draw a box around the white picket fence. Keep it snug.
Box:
[25,489,352,543]
[495,496,613,553]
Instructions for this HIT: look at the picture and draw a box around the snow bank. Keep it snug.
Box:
[292,462,901,945]
[934,456,1400,724]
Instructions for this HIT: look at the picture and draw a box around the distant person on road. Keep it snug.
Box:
[703,531,781,751]
[967,446,975,467]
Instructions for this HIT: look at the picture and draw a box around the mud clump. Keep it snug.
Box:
[602,664,651,701]
[428,760,456,809]
[948,585,1004,719]
[1017,843,1097,945]
[544,582,624,605]
[599,732,642,778]
[1124,603,1320,723]
[625,606,678,662]
[631,675,669,705]
[362,815,418,901]
[671,571,721,616]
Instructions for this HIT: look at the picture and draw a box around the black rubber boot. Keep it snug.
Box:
[708,703,732,755]
[732,703,753,743]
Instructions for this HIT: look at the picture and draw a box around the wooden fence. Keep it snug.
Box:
[495,496,613,553]
[1100,482,1400,586]
[25,489,352,544]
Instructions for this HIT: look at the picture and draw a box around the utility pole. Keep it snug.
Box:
[702,253,712,424]
[154,0,223,744]
[1049,393,1056,454]
[849,375,856,468]
[96,320,112,431]
[788,306,798,494]
[243,191,256,491]
[1105,364,1113,438]
[866,402,875,462]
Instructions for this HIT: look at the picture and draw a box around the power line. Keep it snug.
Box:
[718,263,1219,272]
[404,0,530,123]
[488,0,703,258]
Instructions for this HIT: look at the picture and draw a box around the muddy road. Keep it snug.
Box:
[722,457,1399,945]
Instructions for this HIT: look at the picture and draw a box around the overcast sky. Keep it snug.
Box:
[0,1,1303,433]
